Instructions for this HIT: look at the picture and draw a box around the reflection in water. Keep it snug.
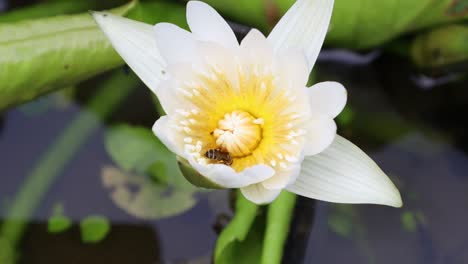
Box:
[101,166,197,220]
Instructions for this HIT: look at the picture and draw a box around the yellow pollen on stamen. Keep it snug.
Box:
[213,110,262,157]
[173,64,309,172]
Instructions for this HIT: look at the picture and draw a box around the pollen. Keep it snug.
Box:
[171,59,310,172]
[213,110,262,157]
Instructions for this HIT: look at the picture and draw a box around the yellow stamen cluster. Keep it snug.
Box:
[173,65,306,172]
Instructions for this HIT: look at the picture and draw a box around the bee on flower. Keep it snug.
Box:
[93,0,402,206]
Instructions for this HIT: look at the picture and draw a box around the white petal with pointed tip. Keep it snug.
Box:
[267,0,334,72]
[186,1,238,49]
[92,12,166,95]
[153,23,199,65]
[241,183,282,204]
[190,161,276,188]
[308,81,347,118]
[287,135,403,207]
[240,29,273,65]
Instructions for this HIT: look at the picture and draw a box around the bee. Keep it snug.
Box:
[205,149,233,166]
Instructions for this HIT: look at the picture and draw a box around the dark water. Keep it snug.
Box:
[1,50,468,264]
[0,86,226,263]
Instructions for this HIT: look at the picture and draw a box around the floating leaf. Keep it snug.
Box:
[80,215,111,244]
[105,125,165,173]
[105,125,192,189]
[101,166,197,220]
[48,215,73,234]
[47,203,72,234]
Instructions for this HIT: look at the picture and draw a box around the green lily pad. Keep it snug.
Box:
[47,203,72,234]
[79,215,111,244]
[101,166,197,220]
[105,125,192,190]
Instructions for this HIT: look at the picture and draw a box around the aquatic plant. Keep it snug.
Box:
[93,0,402,206]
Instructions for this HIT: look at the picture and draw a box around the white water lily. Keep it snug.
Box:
[93,0,402,207]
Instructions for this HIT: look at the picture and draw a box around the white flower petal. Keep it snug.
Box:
[267,0,334,72]
[308,81,347,118]
[241,183,282,204]
[152,116,184,157]
[278,49,310,90]
[240,29,273,65]
[303,114,337,156]
[153,22,198,65]
[261,163,302,190]
[153,79,189,115]
[287,135,403,207]
[190,161,276,188]
[186,1,238,49]
[92,12,166,95]
[196,41,240,90]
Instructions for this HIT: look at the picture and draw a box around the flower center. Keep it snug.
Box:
[213,110,262,157]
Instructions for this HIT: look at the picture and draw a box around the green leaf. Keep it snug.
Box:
[0,2,135,110]
[411,24,468,68]
[205,0,468,49]
[104,125,191,189]
[47,203,72,234]
[447,0,468,16]
[101,166,197,220]
[215,191,261,263]
[105,125,164,173]
[79,215,111,244]
[48,215,73,234]
[261,191,296,264]
[0,0,126,23]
